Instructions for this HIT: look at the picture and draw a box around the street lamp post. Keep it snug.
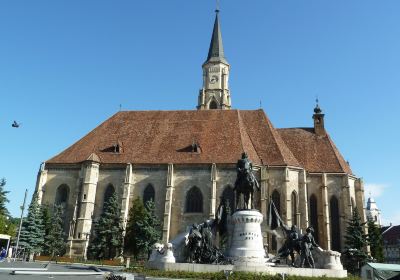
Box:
[14,189,28,261]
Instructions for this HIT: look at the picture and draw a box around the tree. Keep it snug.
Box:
[88,193,124,260]
[43,205,66,257]
[41,206,52,255]
[19,194,44,259]
[0,178,10,217]
[124,198,162,260]
[0,215,16,236]
[0,178,15,236]
[343,207,369,274]
[367,218,384,262]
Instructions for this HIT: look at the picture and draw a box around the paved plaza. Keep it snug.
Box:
[0,261,133,280]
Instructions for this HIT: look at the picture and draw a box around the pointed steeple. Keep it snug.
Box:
[197,9,231,110]
[205,10,228,65]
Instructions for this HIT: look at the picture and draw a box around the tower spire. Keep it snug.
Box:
[197,8,231,110]
[205,9,228,64]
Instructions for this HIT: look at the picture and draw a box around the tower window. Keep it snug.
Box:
[209,100,218,109]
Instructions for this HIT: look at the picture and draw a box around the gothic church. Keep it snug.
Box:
[35,10,367,258]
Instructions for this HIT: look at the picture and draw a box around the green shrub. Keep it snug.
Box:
[126,266,361,280]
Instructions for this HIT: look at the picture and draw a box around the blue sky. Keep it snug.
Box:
[0,1,399,223]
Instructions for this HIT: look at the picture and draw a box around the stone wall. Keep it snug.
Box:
[38,162,365,258]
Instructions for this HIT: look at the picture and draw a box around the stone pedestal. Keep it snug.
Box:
[228,210,266,263]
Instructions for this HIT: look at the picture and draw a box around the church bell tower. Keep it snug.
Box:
[197,10,231,110]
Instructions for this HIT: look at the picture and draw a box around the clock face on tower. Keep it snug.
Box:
[209,75,219,84]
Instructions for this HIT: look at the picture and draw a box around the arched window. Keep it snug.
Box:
[291,191,297,226]
[143,184,155,206]
[271,190,280,251]
[209,100,218,109]
[271,190,280,214]
[330,196,341,251]
[309,194,319,243]
[55,184,69,207]
[221,186,235,213]
[185,186,203,213]
[103,184,115,209]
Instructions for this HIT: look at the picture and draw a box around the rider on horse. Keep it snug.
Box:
[234,152,260,209]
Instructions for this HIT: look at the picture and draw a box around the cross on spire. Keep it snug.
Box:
[314,96,322,114]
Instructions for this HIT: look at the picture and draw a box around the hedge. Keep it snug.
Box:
[126,267,361,280]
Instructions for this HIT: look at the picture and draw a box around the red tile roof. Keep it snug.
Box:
[46,109,352,174]
[278,128,352,174]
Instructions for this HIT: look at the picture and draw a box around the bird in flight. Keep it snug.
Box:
[12,121,21,128]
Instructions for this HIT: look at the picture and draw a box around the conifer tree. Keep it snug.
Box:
[124,197,147,259]
[88,193,124,259]
[343,207,369,274]
[44,205,66,257]
[19,194,44,259]
[367,218,384,262]
[124,198,161,260]
[0,178,10,217]
[41,206,52,255]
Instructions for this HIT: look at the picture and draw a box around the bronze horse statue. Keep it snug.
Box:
[233,153,260,209]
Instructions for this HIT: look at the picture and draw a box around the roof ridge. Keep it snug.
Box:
[258,110,299,166]
[236,110,262,164]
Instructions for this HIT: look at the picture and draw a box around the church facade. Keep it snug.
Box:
[34,11,367,258]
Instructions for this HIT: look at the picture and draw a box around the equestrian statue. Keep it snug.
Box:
[233,152,260,209]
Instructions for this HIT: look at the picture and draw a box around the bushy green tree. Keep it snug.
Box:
[0,178,10,217]
[19,194,44,259]
[367,218,384,262]
[0,215,16,236]
[0,178,16,236]
[124,198,162,260]
[343,207,369,274]
[88,193,124,259]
